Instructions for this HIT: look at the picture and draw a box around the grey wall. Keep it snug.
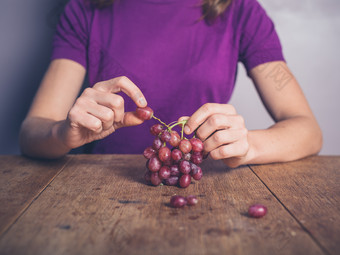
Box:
[0,0,68,154]
[0,0,339,155]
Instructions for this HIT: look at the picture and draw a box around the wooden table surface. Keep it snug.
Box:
[0,155,339,255]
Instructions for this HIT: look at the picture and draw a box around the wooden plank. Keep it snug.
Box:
[0,155,71,237]
[0,155,325,255]
[249,156,340,255]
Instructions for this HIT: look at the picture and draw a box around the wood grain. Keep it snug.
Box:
[0,155,324,255]
[250,156,340,255]
[0,155,71,237]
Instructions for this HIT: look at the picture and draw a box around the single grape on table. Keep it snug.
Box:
[138,106,205,189]
[170,195,187,208]
[170,195,198,208]
[186,195,198,206]
[248,204,267,218]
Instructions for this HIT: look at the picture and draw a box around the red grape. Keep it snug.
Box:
[158,146,171,162]
[179,139,192,154]
[150,124,163,136]
[136,106,153,120]
[171,149,182,161]
[183,152,191,161]
[160,130,171,143]
[179,160,191,174]
[190,163,199,175]
[169,131,181,147]
[152,137,163,150]
[170,165,180,177]
[150,172,162,186]
[148,157,162,172]
[179,174,191,188]
[159,166,171,180]
[143,146,156,159]
[192,166,202,180]
[190,138,204,152]
[186,195,198,206]
[191,151,203,165]
[248,204,267,218]
[170,195,187,208]
[165,176,179,186]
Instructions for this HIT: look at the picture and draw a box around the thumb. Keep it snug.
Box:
[178,116,191,135]
[178,116,190,129]
[114,111,144,130]
[178,116,190,123]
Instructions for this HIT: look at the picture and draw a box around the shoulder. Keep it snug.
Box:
[231,0,263,11]
[58,0,98,33]
[229,0,275,37]
[62,0,96,18]
[230,0,269,21]
[66,0,93,9]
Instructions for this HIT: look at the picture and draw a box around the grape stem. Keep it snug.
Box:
[168,120,187,130]
[168,120,188,139]
[152,115,169,128]
[152,115,188,139]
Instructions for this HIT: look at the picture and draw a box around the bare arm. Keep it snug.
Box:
[183,61,322,167]
[246,61,322,164]
[20,59,147,159]
[20,59,86,158]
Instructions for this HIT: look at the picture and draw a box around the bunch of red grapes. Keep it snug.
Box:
[137,107,204,188]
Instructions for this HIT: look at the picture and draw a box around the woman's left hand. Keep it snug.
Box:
[182,103,250,168]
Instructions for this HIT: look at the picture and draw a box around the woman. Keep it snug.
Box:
[19,0,322,167]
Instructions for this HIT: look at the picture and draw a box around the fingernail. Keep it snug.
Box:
[138,98,146,106]
[184,126,191,134]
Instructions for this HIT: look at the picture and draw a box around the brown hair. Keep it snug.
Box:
[89,0,233,22]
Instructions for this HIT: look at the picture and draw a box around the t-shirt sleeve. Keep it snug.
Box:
[51,0,90,68]
[237,0,285,73]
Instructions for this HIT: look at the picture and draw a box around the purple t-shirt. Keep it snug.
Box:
[52,0,285,154]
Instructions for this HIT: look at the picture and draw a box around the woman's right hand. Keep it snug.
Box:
[57,76,147,149]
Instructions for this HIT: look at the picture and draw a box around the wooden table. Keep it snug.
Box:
[0,155,339,255]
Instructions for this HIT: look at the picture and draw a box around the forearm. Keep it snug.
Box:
[19,117,71,159]
[246,116,322,165]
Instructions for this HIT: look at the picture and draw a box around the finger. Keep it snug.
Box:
[94,76,147,107]
[75,96,116,131]
[203,128,248,153]
[196,114,245,141]
[209,139,249,160]
[86,101,114,131]
[82,88,125,123]
[178,116,190,128]
[68,107,103,133]
[178,116,190,123]
[184,103,236,135]
[114,111,144,129]
[97,94,125,124]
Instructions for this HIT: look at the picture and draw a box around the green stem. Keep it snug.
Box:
[167,120,178,127]
[152,115,169,128]
[168,120,187,131]
[151,115,188,139]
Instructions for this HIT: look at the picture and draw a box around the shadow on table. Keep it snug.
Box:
[200,158,240,176]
